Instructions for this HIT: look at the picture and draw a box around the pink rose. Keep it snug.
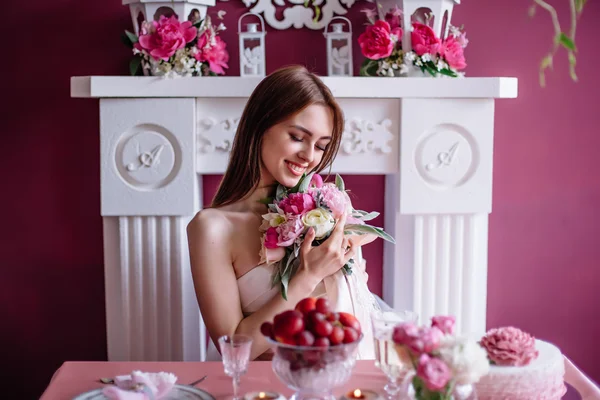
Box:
[137,15,197,61]
[480,327,539,366]
[431,315,455,335]
[358,20,395,60]
[317,184,348,219]
[278,193,316,216]
[411,22,441,56]
[442,37,467,70]
[264,227,278,249]
[417,354,451,391]
[277,216,305,247]
[194,32,229,75]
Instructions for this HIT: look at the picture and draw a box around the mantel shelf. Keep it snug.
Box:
[70,76,518,99]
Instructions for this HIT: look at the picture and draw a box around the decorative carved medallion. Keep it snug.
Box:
[414,124,478,189]
[240,0,356,30]
[115,125,180,190]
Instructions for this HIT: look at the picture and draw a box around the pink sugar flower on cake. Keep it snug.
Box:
[480,326,539,366]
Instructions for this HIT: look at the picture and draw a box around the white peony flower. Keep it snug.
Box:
[438,336,490,385]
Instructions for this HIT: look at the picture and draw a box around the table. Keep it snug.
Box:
[40,360,389,400]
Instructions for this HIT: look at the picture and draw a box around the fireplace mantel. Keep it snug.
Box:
[71,76,517,98]
[71,75,517,362]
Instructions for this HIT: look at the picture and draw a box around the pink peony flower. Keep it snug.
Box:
[278,193,316,216]
[318,183,348,219]
[408,327,443,355]
[411,22,441,56]
[392,322,420,345]
[137,16,197,61]
[417,354,451,391]
[431,315,456,335]
[264,227,279,249]
[480,327,539,366]
[393,323,442,355]
[357,20,395,60]
[194,31,229,75]
[277,216,305,247]
[442,37,467,70]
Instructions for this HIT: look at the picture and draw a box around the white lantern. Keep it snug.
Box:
[323,17,353,77]
[238,13,267,77]
[400,0,460,52]
[123,0,216,36]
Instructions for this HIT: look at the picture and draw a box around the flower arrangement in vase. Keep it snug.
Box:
[122,14,229,78]
[358,7,468,78]
[392,316,490,400]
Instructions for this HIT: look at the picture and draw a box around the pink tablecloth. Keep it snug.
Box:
[40,360,389,400]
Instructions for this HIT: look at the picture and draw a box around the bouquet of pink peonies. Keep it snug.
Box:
[122,14,228,77]
[260,173,395,300]
[358,6,468,78]
[392,316,490,400]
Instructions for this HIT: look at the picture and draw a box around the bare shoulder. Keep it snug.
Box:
[187,208,232,242]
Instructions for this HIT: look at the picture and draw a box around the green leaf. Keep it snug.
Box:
[439,68,458,78]
[122,30,139,48]
[129,57,142,76]
[575,0,587,13]
[344,224,396,243]
[276,184,287,201]
[568,51,578,82]
[192,18,204,29]
[297,172,315,193]
[335,174,345,191]
[359,58,379,77]
[357,211,380,221]
[555,32,576,51]
[540,54,553,70]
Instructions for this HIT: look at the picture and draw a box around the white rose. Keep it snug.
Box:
[302,208,335,239]
[438,336,490,385]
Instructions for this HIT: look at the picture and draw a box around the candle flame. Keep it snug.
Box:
[259,393,266,399]
[353,389,362,398]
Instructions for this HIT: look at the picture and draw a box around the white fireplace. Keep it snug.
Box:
[70,75,518,361]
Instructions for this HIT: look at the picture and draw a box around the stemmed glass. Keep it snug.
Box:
[371,310,418,400]
[219,334,253,400]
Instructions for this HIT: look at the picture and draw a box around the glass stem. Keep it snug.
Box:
[233,375,241,400]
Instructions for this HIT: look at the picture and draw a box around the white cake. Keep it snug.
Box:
[475,339,566,400]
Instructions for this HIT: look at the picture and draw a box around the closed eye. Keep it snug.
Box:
[290,134,302,142]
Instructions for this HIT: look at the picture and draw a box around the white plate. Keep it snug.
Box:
[73,384,216,400]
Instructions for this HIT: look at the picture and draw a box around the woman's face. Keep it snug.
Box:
[260,104,334,188]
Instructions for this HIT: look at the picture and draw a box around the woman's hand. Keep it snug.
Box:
[298,213,356,284]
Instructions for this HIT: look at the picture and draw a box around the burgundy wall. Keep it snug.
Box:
[4,0,599,398]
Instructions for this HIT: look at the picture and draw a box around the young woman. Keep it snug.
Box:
[186,65,381,361]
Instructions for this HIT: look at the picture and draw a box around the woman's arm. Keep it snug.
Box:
[186,210,327,360]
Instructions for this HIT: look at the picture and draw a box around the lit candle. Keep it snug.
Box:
[342,389,382,400]
[244,391,286,400]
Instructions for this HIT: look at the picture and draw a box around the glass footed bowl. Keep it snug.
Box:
[266,334,363,400]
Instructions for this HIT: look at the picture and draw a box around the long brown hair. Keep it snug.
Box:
[211,65,344,208]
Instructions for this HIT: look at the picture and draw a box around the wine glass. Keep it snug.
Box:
[219,334,253,400]
[371,310,418,400]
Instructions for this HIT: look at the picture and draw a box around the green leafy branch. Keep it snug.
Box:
[529,0,586,87]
